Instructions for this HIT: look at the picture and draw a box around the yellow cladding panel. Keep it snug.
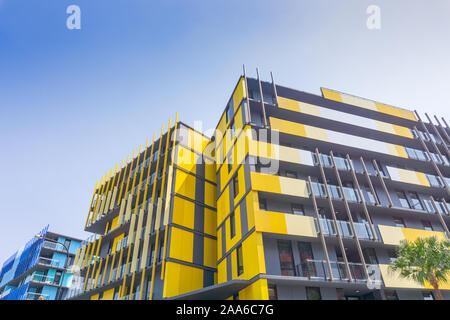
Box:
[250,172,281,194]
[204,208,217,236]
[278,96,300,112]
[380,264,450,290]
[204,158,216,182]
[204,182,217,209]
[395,167,430,187]
[163,261,203,298]
[241,231,266,279]
[255,210,316,237]
[376,121,396,135]
[217,186,230,223]
[341,94,377,111]
[177,146,197,174]
[204,237,216,269]
[238,278,269,300]
[112,233,124,252]
[102,288,115,300]
[216,114,227,147]
[174,170,196,200]
[111,216,119,230]
[254,210,287,235]
[233,77,246,111]
[393,124,414,138]
[379,264,423,289]
[416,171,430,187]
[401,228,446,242]
[279,176,309,198]
[322,88,343,102]
[90,294,99,300]
[169,227,194,263]
[299,102,321,117]
[376,103,418,122]
[378,225,405,245]
[235,105,243,130]
[217,259,227,284]
[305,125,328,142]
[172,196,195,230]
[270,117,306,137]
[285,214,317,237]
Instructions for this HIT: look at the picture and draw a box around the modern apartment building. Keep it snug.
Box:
[70,71,450,300]
[0,225,82,300]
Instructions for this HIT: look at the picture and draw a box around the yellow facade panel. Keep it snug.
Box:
[172,196,195,230]
[204,237,216,269]
[378,225,405,245]
[250,172,281,194]
[238,278,269,300]
[321,88,343,102]
[174,170,196,200]
[169,227,194,263]
[163,261,204,298]
[401,228,446,243]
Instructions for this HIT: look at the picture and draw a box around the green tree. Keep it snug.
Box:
[389,236,450,300]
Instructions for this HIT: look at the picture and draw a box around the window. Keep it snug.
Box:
[64,239,71,251]
[396,191,410,209]
[384,290,399,300]
[230,120,235,140]
[236,245,244,276]
[422,292,435,300]
[278,240,296,276]
[268,284,278,300]
[363,248,378,265]
[285,170,297,179]
[393,217,406,228]
[298,242,314,277]
[230,212,236,239]
[306,287,322,300]
[388,249,398,262]
[226,101,234,123]
[259,198,267,211]
[336,288,345,300]
[291,204,304,215]
[233,175,239,198]
[422,220,433,231]
[228,155,233,173]
[250,105,264,127]
[408,192,423,210]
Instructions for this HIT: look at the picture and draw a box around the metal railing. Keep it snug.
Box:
[314,218,375,240]
[38,257,60,267]
[296,259,381,284]
[26,292,50,300]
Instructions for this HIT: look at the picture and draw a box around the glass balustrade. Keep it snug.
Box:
[314,218,374,240]
[296,259,381,284]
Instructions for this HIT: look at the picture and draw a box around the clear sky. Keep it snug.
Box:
[1,0,449,264]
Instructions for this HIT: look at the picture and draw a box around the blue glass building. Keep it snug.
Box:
[0,225,82,300]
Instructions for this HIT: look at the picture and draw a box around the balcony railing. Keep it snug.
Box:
[38,257,60,267]
[308,182,361,203]
[26,292,50,300]
[314,218,375,240]
[296,259,382,284]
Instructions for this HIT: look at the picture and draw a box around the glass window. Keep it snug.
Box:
[306,287,322,300]
[393,217,406,228]
[230,212,236,239]
[291,204,304,215]
[259,198,267,211]
[408,192,423,210]
[336,288,345,300]
[396,191,410,209]
[226,101,234,123]
[278,240,296,276]
[236,245,243,276]
[422,220,433,231]
[285,170,297,179]
[233,175,239,198]
[268,284,278,300]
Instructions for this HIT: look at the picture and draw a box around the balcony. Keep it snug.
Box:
[308,182,360,203]
[38,257,60,267]
[296,259,382,284]
[315,218,375,240]
[26,292,50,300]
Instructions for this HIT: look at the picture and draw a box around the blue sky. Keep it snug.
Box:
[0,0,449,264]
